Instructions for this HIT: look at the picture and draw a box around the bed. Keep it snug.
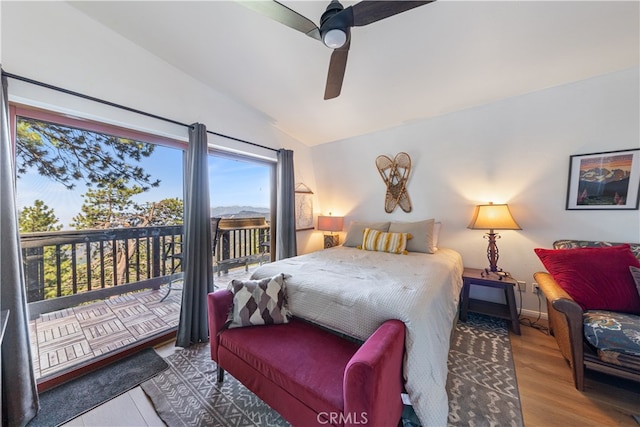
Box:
[250,244,464,427]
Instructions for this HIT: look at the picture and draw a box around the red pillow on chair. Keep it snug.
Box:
[535,244,640,314]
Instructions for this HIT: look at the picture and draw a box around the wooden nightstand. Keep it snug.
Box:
[460,267,521,335]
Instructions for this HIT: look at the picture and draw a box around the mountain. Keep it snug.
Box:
[579,168,629,183]
[210,206,270,219]
[577,168,631,205]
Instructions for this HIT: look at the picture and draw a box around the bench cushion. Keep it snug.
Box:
[218,318,361,414]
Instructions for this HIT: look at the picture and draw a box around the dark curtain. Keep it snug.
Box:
[275,149,297,260]
[1,72,39,425]
[176,123,212,347]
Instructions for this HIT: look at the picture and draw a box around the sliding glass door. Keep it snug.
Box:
[11,104,277,387]
[13,105,186,384]
[208,151,275,280]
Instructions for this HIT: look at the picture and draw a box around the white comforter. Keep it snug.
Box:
[250,246,464,427]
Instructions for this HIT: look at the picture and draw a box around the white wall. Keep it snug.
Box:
[311,67,640,315]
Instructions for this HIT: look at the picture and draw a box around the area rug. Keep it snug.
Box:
[142,313,523,426]
[446,313,523,426]
[28,348,168,427]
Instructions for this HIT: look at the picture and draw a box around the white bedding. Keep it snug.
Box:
[250,246,464,427]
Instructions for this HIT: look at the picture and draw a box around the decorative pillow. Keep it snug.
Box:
[388,219,435,253]
[343,221,390,247]
[630,266,640,296]
[226,273,291,328]
[534,245,640,314]
[554,240,640,261]
[360,228,411,255]
[583,310,640,356]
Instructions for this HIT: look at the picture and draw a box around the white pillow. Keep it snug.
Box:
[433,221,442,252]
[388,219,436,254]
[343,221,390,247]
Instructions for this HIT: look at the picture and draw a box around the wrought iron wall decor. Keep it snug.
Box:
[375,152,412,213]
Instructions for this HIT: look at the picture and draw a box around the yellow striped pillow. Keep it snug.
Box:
[360,228,412,255]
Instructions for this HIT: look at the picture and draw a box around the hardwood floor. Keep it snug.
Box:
[512,319,640,427]
[62,319,640,426]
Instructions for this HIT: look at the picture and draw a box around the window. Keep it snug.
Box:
[11,105,276,386]
[13,106,185,381]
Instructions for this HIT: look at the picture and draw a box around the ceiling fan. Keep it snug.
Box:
[237,0,434,100]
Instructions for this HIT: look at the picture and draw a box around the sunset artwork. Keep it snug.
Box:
[574,152,636,207]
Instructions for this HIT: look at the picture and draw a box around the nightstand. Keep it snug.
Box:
[460,267,521,335]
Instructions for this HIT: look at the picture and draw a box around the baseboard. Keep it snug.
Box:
[519,308,548,320]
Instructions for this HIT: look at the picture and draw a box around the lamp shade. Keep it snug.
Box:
[468,203,521,231]
[317,215,344,232]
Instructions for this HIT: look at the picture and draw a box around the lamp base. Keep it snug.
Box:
[485,231,500,272]
[324,234,339,249]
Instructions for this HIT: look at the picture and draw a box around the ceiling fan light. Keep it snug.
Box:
[323,29,346,49]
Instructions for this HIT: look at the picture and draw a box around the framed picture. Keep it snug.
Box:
[566,148,640,210]
[294,183,314,230]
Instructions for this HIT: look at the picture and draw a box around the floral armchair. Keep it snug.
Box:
[534,240,640,390]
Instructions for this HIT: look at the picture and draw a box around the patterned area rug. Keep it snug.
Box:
[446,313,523,427]
[141,313,522,426]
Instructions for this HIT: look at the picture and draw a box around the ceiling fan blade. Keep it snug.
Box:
[324,41,350,100]
[350,1,434,27]
[236,0,321,41]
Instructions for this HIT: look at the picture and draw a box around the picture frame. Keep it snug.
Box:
[566,148,640,210]
[294,183,314,230]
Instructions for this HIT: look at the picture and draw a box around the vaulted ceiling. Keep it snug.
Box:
[70,1,639,147]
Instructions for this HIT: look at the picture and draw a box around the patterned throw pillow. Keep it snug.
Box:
[227,273,291,328]
[360,228,411,255]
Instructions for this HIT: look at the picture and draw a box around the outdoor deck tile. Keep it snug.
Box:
[29,266,255,380]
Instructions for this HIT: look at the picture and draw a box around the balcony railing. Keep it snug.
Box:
[21,218,270,319]
[216,217,271,274]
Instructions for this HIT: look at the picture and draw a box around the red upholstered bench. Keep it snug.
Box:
[207,290,405,427]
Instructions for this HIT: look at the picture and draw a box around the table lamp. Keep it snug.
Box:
[468,202,521,272]
[317,215,344,248]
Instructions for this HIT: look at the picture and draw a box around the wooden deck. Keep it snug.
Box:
[29,267,253,380]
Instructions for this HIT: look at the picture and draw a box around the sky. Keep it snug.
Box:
[17,143,271,229]
[579,153,633,172]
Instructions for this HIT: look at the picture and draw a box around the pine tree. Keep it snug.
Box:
[16,117,184,296]
[18,200,72,300]
[70,179,145,229]
[18,199,63,233]
[71,180,184,286]
[16,117,159,191]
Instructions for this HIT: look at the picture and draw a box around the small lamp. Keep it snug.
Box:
[317,214,344,248]
[468,202,521,272]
